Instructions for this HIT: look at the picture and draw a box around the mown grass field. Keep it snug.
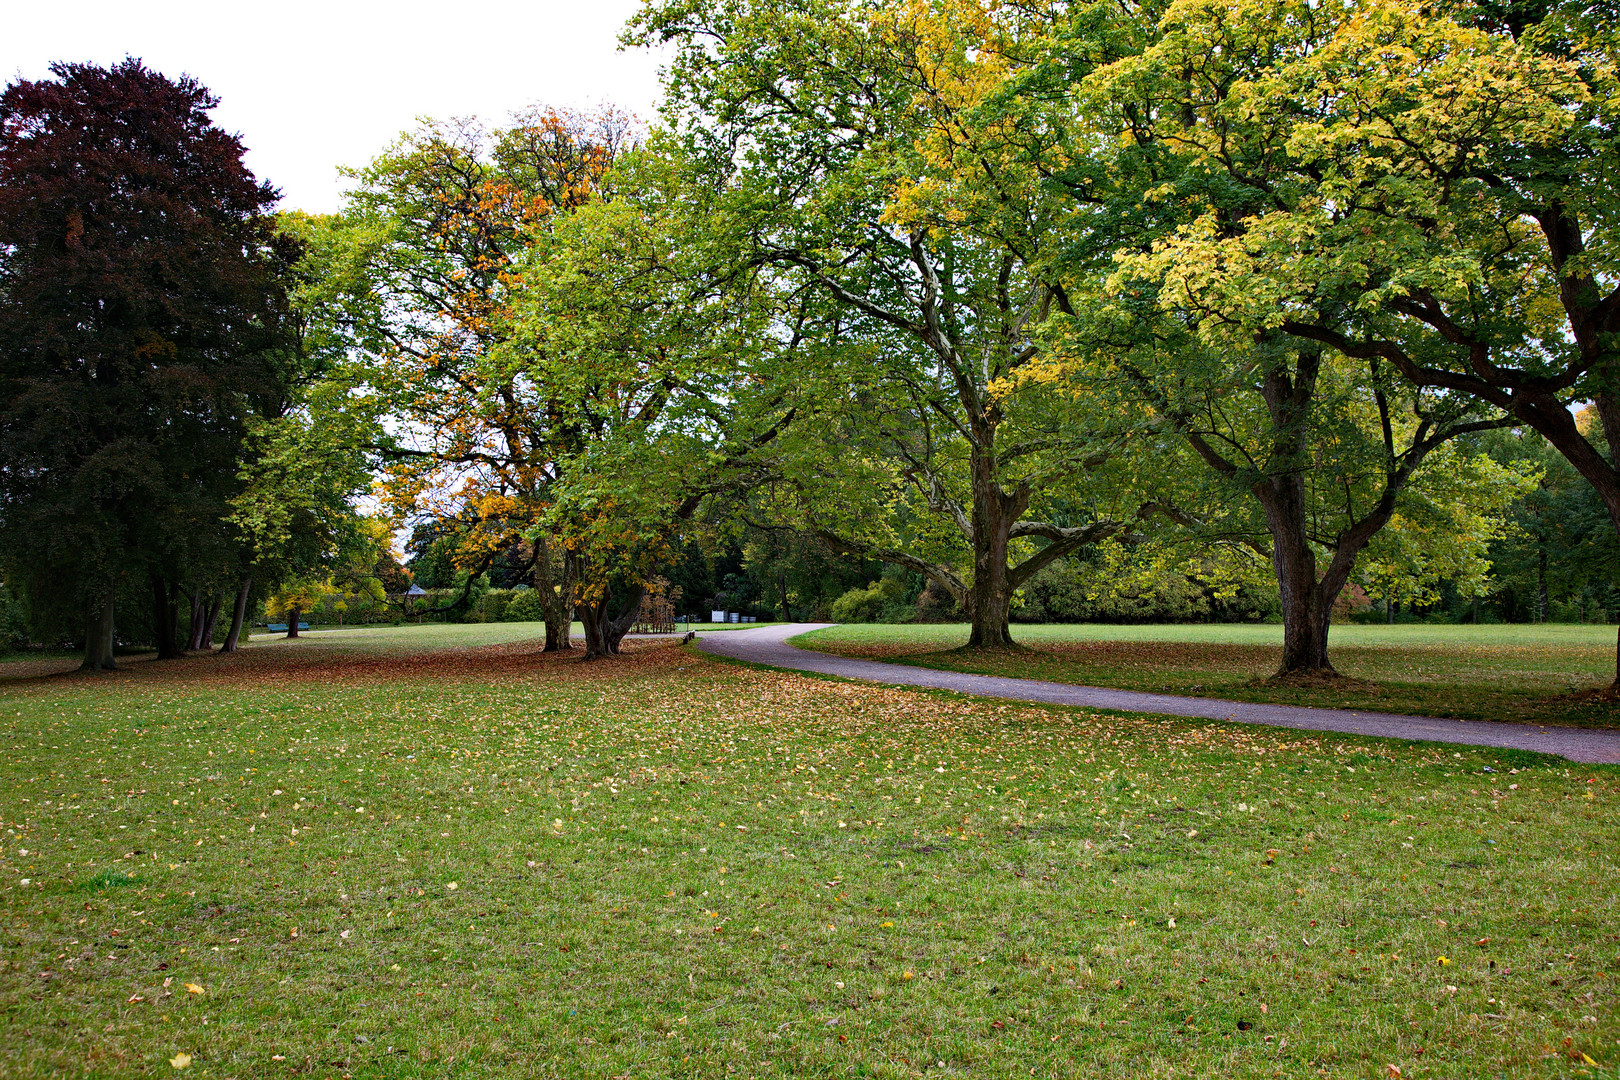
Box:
[0,624,1615,1078]
[799,623,1620,729]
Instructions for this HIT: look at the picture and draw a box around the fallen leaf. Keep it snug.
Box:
[184,983,204,995]
[169,1053,191,1069]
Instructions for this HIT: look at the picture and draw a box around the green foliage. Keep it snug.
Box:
[1355,445,1539,607]
[1015,559,1275,625]
[502,588,546,623]
[0,581,28,650]
[409,535,463,590]
[829,576,913,624]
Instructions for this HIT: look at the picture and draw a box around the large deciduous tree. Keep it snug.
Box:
[0,59,293,670]
[633,0,1130,649]
[1076,0,1620,681]
[948,0,1514,674]
[318,109,634,652]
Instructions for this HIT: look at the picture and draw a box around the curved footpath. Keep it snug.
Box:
[694,622,1620,765]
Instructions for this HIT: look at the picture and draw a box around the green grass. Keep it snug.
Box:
[0,620,763,682]
[798,623,1620,728]
[0,624,1616,1078]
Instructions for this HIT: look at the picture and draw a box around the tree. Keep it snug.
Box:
[497,144,803,657]
[971,0,1518,673]
[225,351,377,651]
[1076,0,1620,680]
[317,109,634,652]
[633,0,1130,649]
[0,59,292,670]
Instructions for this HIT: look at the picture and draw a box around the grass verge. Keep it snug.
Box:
[799,623,1620,729]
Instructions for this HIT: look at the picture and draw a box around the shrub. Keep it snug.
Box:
[1014,559,1278,624]
[466,588,513,623]
[830,576,910,623]
[1330,582,1372,623]
[504,588,546,622]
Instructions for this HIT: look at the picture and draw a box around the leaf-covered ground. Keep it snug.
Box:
[801,623,1620,728]
[0,624,1615,1078]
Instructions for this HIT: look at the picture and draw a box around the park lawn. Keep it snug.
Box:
[0,624,1614,1079]
[0,621,775,681]
[798,623,1620,729]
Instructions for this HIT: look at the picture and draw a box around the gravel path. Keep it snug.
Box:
[695,622,1620,764]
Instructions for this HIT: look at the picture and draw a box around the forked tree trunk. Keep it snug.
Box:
[579,583,645,660]
[219,577,251,653]
[152,576,181,659]
[80,594,117,671]
[286,605,301,639]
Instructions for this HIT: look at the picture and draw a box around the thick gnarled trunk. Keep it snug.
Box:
[80,594,117,671]
[285,605,301,639]
[964,442,1021,648]
[1252,458,1340,677]
[579,582,645,660]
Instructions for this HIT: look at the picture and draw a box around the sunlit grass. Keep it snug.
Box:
[0,625,1615,1078]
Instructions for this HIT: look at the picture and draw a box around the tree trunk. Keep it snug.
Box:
[152,576,181,659]
[1537,544,1548,623]
[963,441,1024,649]
[200,595,222,648]
[286,605,301,639]
[186,591,207,651]
[580,583,645,660]
[965,570,1016,648]
[219,577,251,653]
[1267,509,1334,676]
[534,537,576,652]
[1253,459,1352,678]
[79,594,117,671]
[778,572,790,623]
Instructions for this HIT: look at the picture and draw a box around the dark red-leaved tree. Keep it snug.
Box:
[0,59,293,669]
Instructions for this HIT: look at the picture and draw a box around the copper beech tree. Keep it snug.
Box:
[0,59,294,669]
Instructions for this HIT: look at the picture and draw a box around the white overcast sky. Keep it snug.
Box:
[2,0,665,213]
